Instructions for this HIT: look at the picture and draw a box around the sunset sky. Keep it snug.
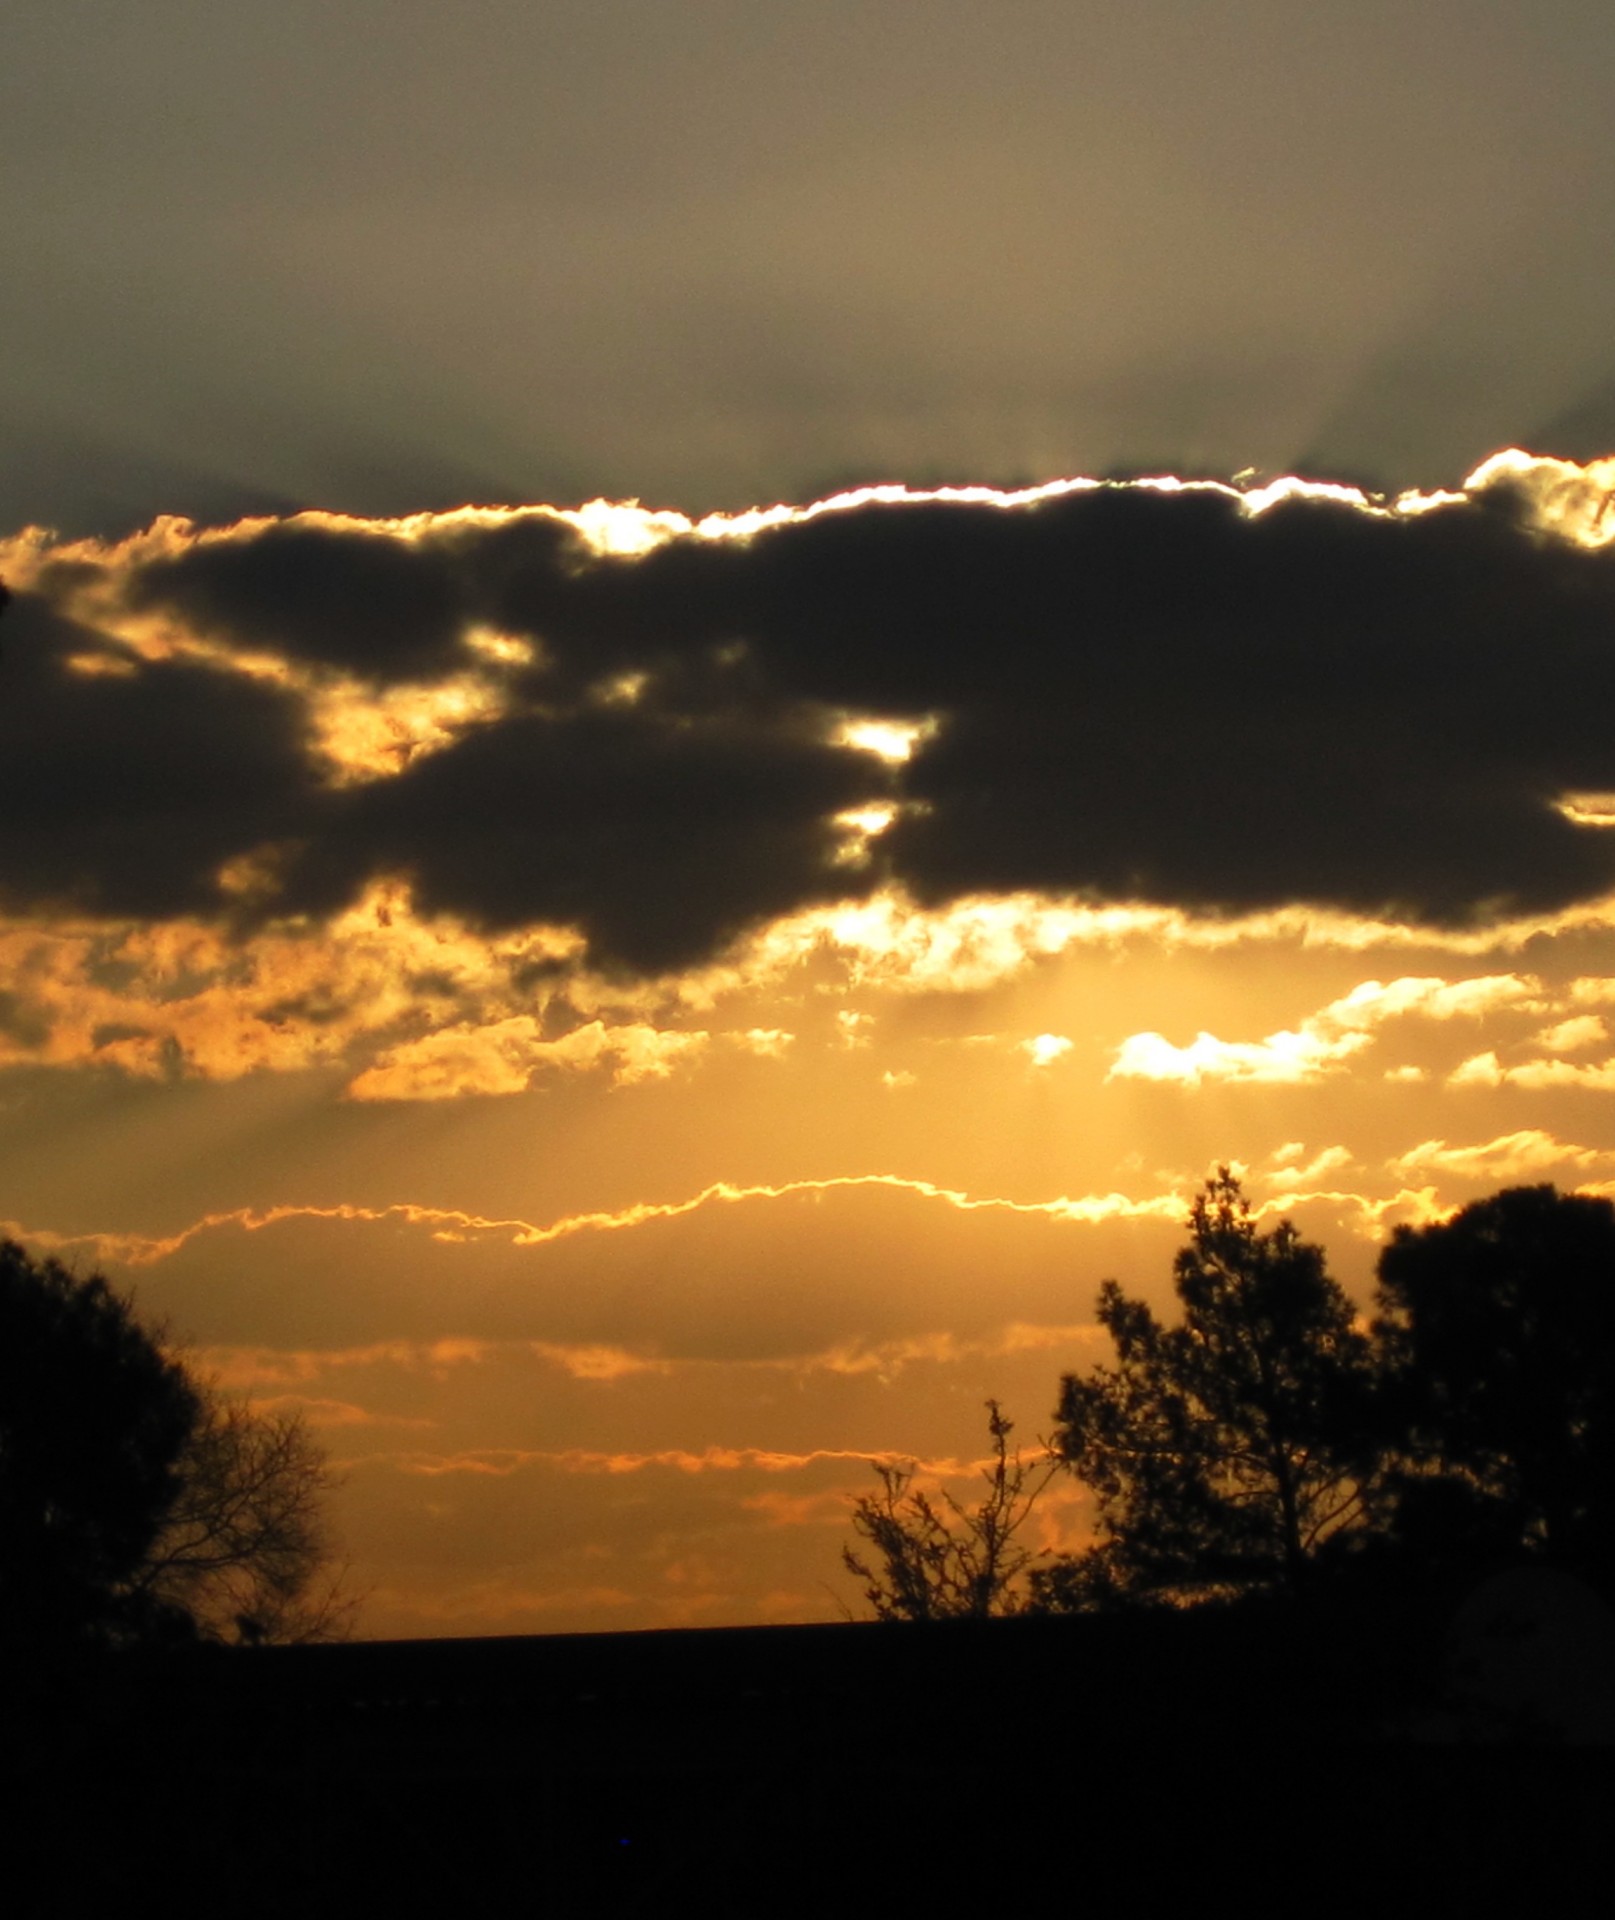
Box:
[7,3,1615,1637]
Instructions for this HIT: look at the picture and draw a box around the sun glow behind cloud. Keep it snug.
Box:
[7,877,1614,1101]
[9,451,1615,1635]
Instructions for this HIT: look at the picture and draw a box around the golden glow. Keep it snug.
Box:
[19,455,1615,1642]
[461,625,536,667]
[1465,449,1615,547]
[8,448,1615,653]
[1110,974,1544,1087]
[830,802,899,868]
[1456,1053,1615,1092]
[835,719,935,764]
[1110,1023,1366,1085]
[730,1027,794,1057]
[394,1444,920,1479]
[309,672,511,784]
[1262,1145,1355,1191]
[204,1324,1109,1405]
[62,650,138,678]
[346,1016,708,1100]
[8,872,1615,1098]
[836,804,898,835]
[3,1171,1194,1270]
[593,670,648,706]
[0,880,586,1085]
[1389,1130,1615,1183]
[1534,1014,1607,1053]
[1557,793,1615,827]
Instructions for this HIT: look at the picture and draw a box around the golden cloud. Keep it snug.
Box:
[1109,974,1543,1086]
[1388,1130,1615,1183]
[5,1172,1192,1275]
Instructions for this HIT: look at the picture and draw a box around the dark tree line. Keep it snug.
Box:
[847,1172,1615,1618]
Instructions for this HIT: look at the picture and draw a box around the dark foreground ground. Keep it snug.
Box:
[8,1596,1614,1916]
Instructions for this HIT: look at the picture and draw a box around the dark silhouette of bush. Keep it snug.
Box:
[842,1401,1055,1619]
[0,1238,348,1650]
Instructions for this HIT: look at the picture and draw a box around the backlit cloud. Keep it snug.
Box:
[11,457,1615,984]
[1,1172,1191,1275]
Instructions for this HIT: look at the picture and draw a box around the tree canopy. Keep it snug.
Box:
[0,1241,199,1648]
[0,1238,347,1651]
[848,1173,1615,1622]
[1374,1184,1615,1578]
[1043,1171,1379,1608]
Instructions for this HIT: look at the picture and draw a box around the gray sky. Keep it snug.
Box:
[9,0,1615,532]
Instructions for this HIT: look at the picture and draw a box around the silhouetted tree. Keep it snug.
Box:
[0,1239,348,1649]
[0,1241,198,1648]
[1374,1184,1615,1578]
[134,1391,350,1644]
[844,1402,1055,1620]
[1041,1171,1379,1609]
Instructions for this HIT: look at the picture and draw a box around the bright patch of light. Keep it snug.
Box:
[594,671,648,707]
[62,651,138,678]
[836,718,935,763]
[1535,1014,1607,1053]
[831,803,898,868]
[312,674,510,784]
[837,805,897,836]
[1022,1033,1073,1067]
[1557,793,1615,826]
[1109,1026,1364,1086]
[1465,449,1615,547]
[462,626,535,667]
[565,498,694,557]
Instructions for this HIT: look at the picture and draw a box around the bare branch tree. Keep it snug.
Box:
[843,1402,1057,1621]
[0,1238,354,1649]
[134,1390,355,1644]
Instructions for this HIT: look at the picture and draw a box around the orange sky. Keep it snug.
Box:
[7,453,1615,1632]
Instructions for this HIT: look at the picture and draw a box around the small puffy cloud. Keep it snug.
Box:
[1535,1014,1609,1052]
[1111,974,1540,1087]
[527,1342,674,1382]
[1320,975,1543,1026]
[1485,1057,1615,1092]
[730,1027,794,1058]
[1448,1051,1504,1086]
[1389,1130,1615,1183]
[1262,1145,1355,1192]
[836,1009,875,1047]
[346,1016,707,1100]
[881,1069,917,1090]
[1019,1033,1073,1068]
[1109,1023,1368,1085]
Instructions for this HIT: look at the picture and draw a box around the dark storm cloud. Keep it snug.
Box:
[436,480,1615,930]
[0,594,322,921]
[324,708,881,972]
[126,521,473,684]
[12,475,1615,970]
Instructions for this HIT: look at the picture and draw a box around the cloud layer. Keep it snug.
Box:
[8,460,1615,986]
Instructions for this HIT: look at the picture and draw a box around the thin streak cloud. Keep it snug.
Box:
[0,1173,1190,1272]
